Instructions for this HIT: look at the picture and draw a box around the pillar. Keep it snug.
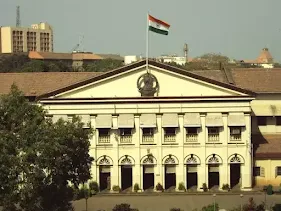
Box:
[242,113,252,190]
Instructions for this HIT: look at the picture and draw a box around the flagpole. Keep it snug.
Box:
[146,13,149,73]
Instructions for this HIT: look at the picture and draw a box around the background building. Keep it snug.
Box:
[0,22,53,53]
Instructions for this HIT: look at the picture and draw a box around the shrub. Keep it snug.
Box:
[89,181,99,194]
[112,185,121,192]
[202,203,219,211]
[222,184,230,191]
[155,183,164,191]
[202,183,208,192]
[70,186,80,200]
[112,203,139,211]
[267,184,273,195]
[170,208,181,211]
[133,183,140,192]
[272,204,281,211]
[178,182,186,191]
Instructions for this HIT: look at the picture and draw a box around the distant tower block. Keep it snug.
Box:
[183,43,188,62]
[16,6,21,27]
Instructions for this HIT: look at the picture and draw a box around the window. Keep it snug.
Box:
[254,167,260,176]
[276,117,281,126]
[186,127,198,134]
[99,128,110,136]
[120,128,132,136]
[164,127,176,135]
[230,127,242,135]
[142,128,154,136]
[276,167,281,176]
[208,127,219,135]
[257,117,267,126]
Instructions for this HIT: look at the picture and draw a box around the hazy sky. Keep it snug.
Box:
[1,0,281,61]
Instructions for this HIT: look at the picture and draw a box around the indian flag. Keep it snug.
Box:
[148,15,170,35]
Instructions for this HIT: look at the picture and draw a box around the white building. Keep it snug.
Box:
[158,55,187,66]
[1,60,281,192]
[38,60,254,191]
[0,22,53,53]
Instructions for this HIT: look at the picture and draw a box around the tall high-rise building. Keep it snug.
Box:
[0,22,53,53]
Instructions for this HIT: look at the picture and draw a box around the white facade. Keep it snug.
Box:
[39,61,254,191]
[158,56,187,66]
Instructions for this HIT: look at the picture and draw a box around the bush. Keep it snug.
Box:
[133,183,140,192]
[202,183,208,192]
[202,203,219,211]
[222,184,230,191]
[170,208,181,211]
[155,183,164,191]
[272,204,281,211]
[112,203,139,211]
[112,185,121,192]
[178,182,186,191]
[266,184,273,195]
[89,181,99,194]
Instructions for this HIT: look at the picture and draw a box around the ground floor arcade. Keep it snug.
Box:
[92,153,252,192]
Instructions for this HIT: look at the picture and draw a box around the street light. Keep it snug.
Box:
[240,194,243,211]
[213,194,216,211]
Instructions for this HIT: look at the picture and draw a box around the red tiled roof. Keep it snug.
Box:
[230,68,281,93]
[253,134,281,158]
[0,72,103,97]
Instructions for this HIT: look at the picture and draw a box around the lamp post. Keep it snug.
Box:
[240,194,243,211]
[213,194,216,211]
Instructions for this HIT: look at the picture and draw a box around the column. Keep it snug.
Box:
[242,113,252,190]
[197,164,206,191]
[220,113,228,189]
[176,114,184,189]
[111,115,119,190]
[90,115,97,182]
[155,114,162,188]
[198,113,207,191]
[133,115,141,191]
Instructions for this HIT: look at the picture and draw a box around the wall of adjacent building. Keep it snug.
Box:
[0,27,12,53]
[254,159,281,186]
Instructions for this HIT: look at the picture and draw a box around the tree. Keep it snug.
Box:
[83,59,124,72]
[0,53,30,72]
[274,63,281,68]
[0,85,94,211]
[195,53,230,64]
[166,53,232,71]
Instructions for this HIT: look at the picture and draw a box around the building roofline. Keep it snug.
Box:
[37,60,256,99]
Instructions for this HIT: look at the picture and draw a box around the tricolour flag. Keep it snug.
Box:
[148,15,170,35]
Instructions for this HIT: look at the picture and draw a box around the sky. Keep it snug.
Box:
[1,0,281,61]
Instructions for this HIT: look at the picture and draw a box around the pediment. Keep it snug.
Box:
[39,60,254,99]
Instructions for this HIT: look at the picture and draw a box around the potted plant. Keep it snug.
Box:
[89,181,99,195]
[177,182,186,192]
[202,183,208,192]
[155,183,164,192]
[133,183,140,193]
[112,185,121,193]
[222,184,230,192]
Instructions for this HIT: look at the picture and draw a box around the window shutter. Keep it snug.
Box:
[275,167,278,178]
[260,167,265,177]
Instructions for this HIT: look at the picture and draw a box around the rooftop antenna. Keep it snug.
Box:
[16,6,21,27]
[71,35,84,53]
[183,43,188,63]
